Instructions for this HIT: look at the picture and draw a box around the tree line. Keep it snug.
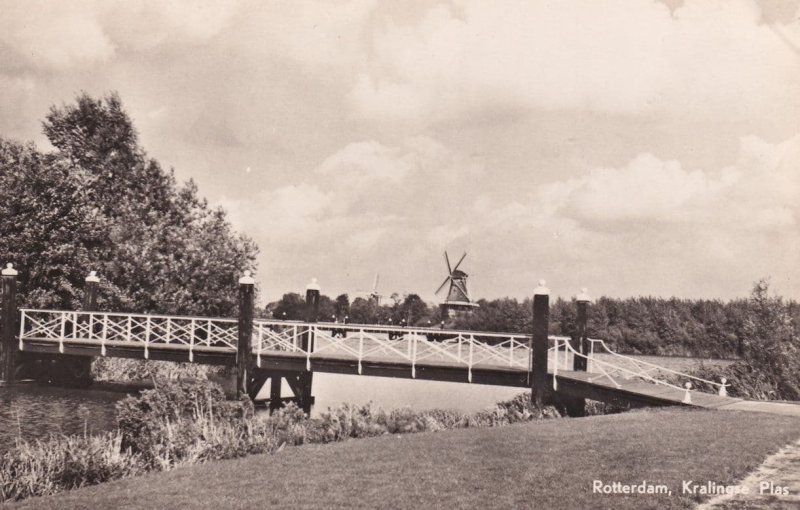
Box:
[266,284,800,359]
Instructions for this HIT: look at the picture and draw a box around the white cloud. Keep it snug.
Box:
[461,133,800,298]
[349,0,800,123]
[0,0,242,72]
[102,0,241,50]
[317,140,413,186]
[235,0,377,70]
[542,154,731,226]
[1,0,798,301]
[532,134,800,232]
[0,1,115,70]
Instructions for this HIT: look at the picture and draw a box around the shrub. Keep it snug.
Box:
[93,358,218,383]
[684,281,800,402]
[115,378,253,467]
[420,409,469,430]
[0,432,143,502]
[310,402,389,442]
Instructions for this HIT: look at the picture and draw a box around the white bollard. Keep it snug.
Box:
[682,382,692,404]
[718,377,728,397]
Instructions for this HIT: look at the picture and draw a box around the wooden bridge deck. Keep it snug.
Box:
[553,369,742,409]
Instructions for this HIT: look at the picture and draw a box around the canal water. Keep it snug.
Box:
[0,375,524,450]
[0,384,122,450]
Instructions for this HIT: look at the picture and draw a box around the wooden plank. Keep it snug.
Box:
[20,341,236,366]
[254,355,530,387]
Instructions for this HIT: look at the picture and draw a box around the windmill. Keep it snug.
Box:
[435,252,479,317]
[355,273,384,305]
[368,273,384,305]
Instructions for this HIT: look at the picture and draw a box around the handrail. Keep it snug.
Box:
[19,308,237,323]
[587,338,724,388]
[254,318,532,340]
[552,337,686,392]
[251,320,534,377]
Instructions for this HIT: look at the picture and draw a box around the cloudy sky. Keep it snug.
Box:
[1,0,799,303]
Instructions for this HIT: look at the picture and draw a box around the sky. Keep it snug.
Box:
[1,0,799,304]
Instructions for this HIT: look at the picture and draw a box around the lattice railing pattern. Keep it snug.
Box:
[253,320,533,382]
[19,310,544,381]
[20,309,237,361]
[548,337,728,401]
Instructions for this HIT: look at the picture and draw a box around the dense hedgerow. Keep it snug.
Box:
[0,380,561,503]
[681,281,800,402]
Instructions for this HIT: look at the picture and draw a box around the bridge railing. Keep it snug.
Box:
[19,309,238,361]
[587,338,728,396]
[253,319,534,381]
[549,337,728,401]
[18,310,539,380]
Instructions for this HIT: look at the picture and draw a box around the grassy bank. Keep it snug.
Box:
[0,380,561,503]
[6,408,799,510]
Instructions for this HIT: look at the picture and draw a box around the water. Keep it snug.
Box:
[0,384,124,451]
[302,373,523,414]
[0,376,524,450]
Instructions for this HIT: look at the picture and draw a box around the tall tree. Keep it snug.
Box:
[0,92,258,316]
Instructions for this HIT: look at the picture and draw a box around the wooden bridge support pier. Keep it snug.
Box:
[297,279,319,414]
[0,264,19,384]
[558,289,592,416]
[61,271,98,386]
[530,281,593,417]
[236,271,255,399]
[530,281,550,410]
[572,289,591,372]
[247,278,319,414]
[10,270,100,386]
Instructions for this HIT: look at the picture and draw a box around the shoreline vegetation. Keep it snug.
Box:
[4,398,799,509]
[0,379,568,503]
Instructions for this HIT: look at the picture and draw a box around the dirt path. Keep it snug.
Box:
[697,437,800,509]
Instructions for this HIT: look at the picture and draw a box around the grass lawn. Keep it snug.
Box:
[6,408,799,510]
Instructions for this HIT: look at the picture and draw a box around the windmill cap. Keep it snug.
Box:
[306,278,321,291]
[533,280,549,296]
[576,288,591,302]
[85,271,100,283]
[2,263,18,276]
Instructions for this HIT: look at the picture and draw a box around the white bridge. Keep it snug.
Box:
[16,307,734,409]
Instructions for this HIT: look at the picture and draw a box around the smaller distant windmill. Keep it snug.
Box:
[356,273,384,305]
[435,252,479,318]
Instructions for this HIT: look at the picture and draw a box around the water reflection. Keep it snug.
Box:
[0,376,524,450]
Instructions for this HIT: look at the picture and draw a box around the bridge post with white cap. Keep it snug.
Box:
[573,288,591,372]
[55,271,101,387]
[530,280,551,409]
[298,278,320,414]
[0,263,19,383]
[549,288,592,416]
[236,270,255,399]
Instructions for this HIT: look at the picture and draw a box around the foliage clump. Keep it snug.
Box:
[686,280,800,401]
